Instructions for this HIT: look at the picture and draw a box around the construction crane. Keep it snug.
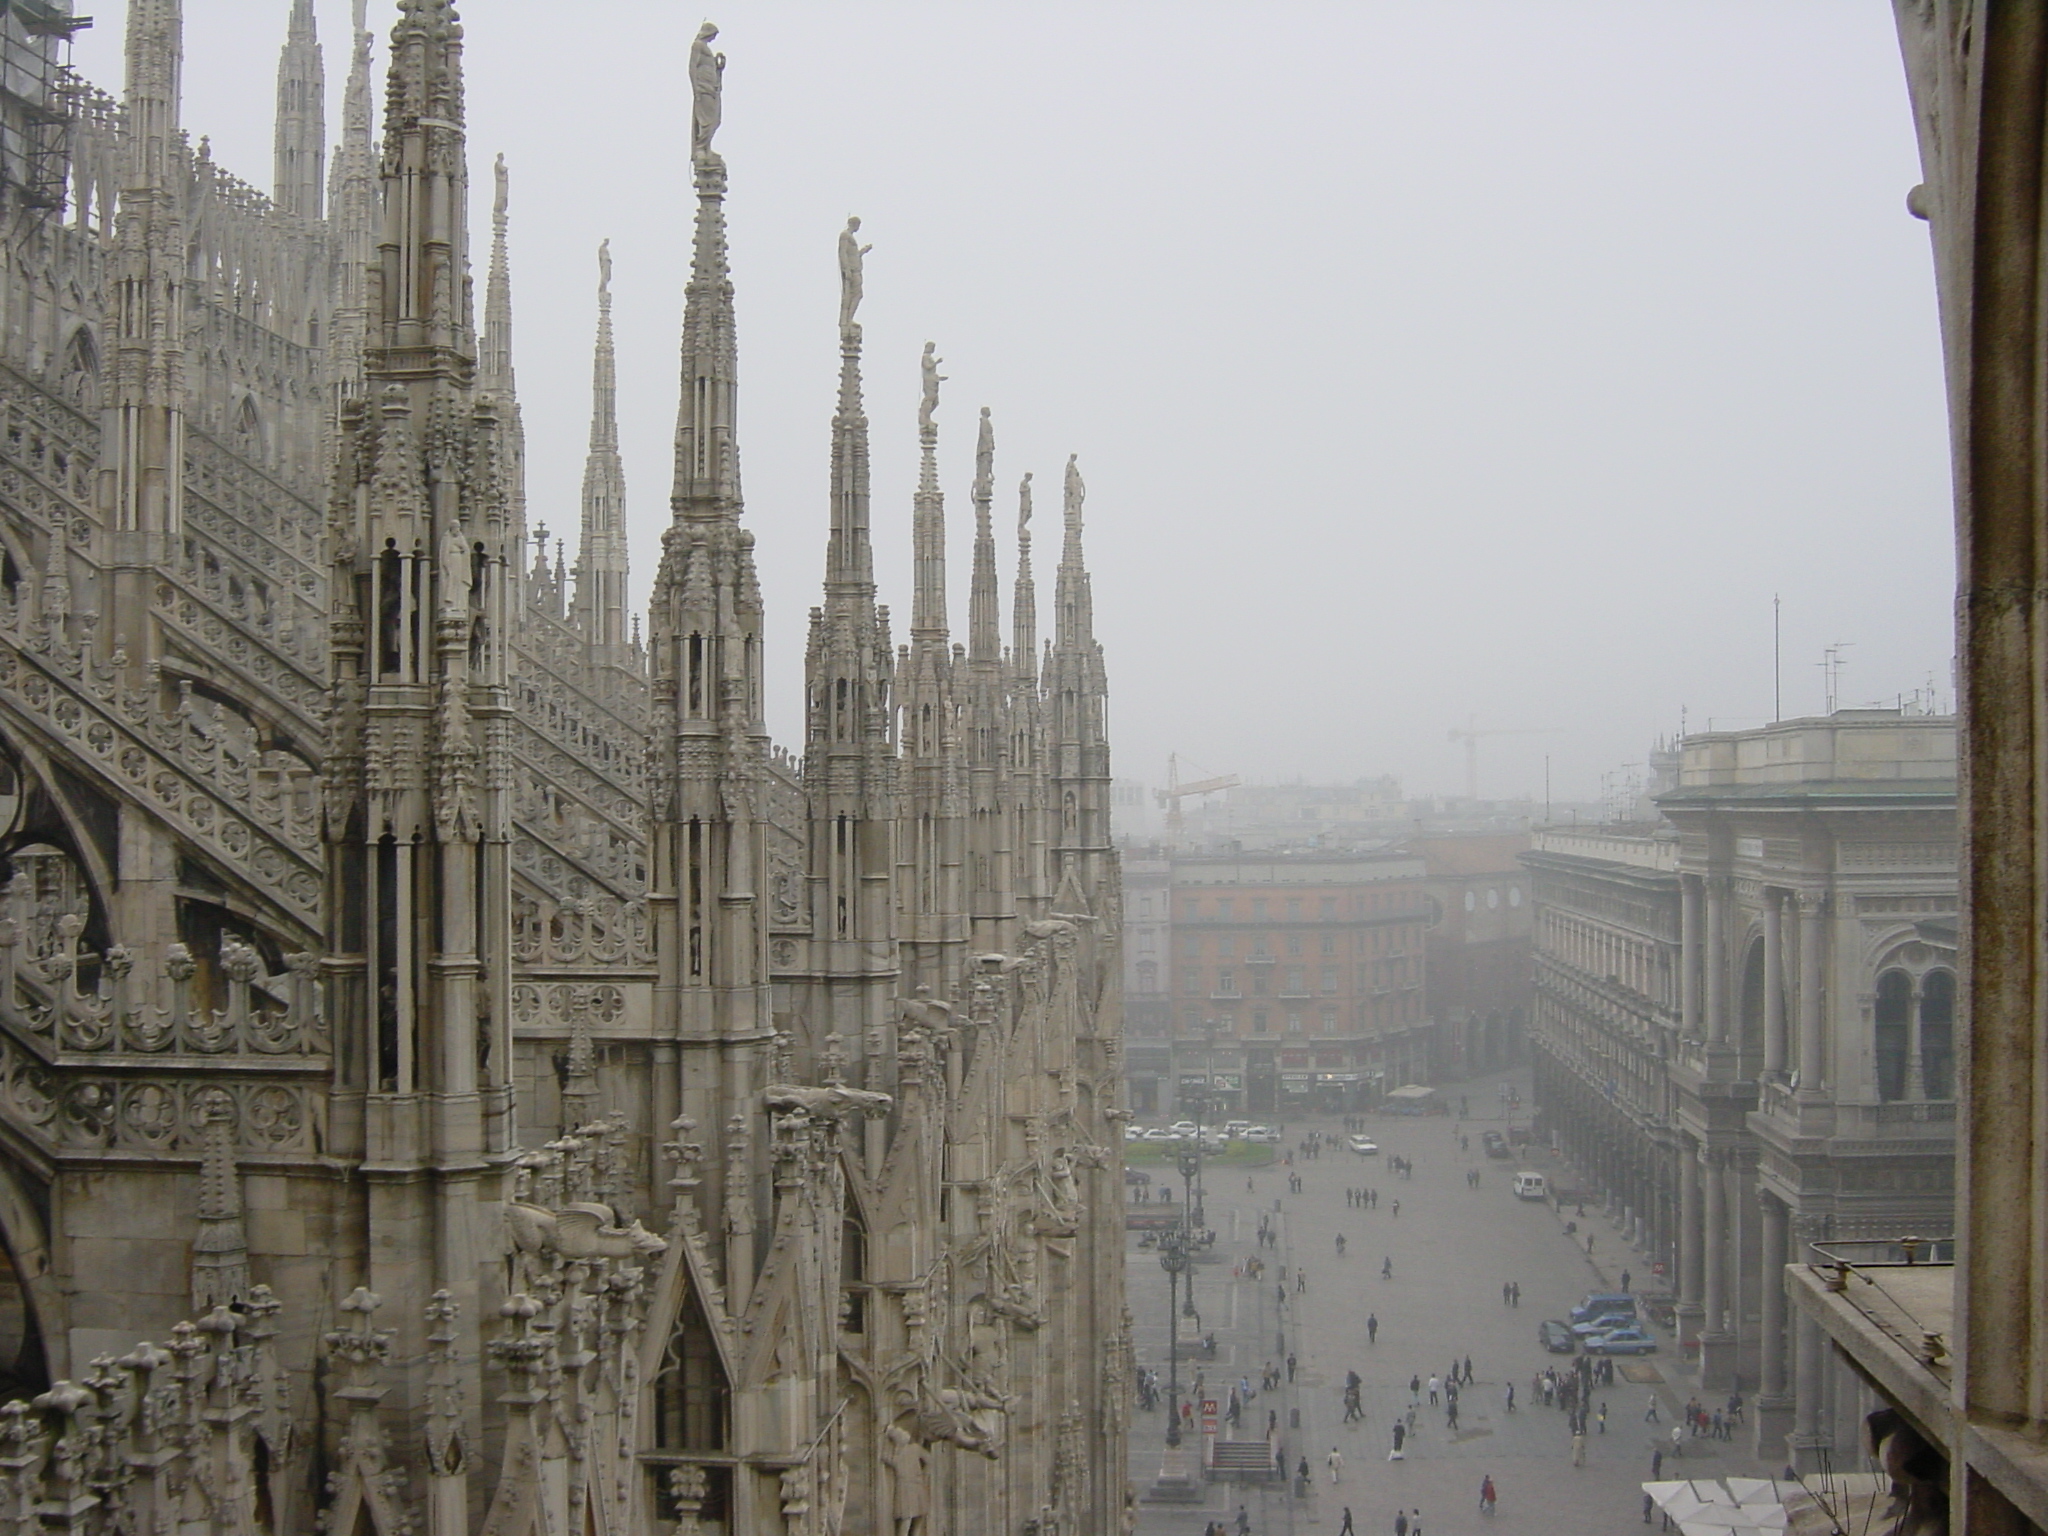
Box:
[1446,719,1560,803]
[1155,754,1240,839]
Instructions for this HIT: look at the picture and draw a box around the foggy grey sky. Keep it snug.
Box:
[73,3,1954,805]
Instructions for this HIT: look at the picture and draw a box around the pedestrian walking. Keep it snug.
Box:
[1651,1447,1664,1480]
[1298,1269,1307,1294]
[1391,1199,1400,1218]
[1463,1355,1473,1384]
[1621,1268,1632,1292]
[1510,1281,1520,1306]
[1411,1510,1424,1536]
[1504,1383,1515,1412]
[1276,1445,1288,1478]
[1328,1447,1344,1483]
[1427,1375,1440,1406]
[1599,1402,1608,1433]
[1644,1394,1660,1423]
[1446,1398,1459,1432]
[1395,1511,1409,1536]
[1479,1476,1497,1515]
[1671,1423,1684,1458]
[1237,1507,1252,1536]
[1287,1353,1298,1383]
[1502,1281,1511,1306]
[1644,1492,1656,1525]
[1367,1313,1378,1344]
[1339,1510,1355,1536]
[1389,1421,1406,1460]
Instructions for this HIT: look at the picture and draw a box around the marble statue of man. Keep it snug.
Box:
[689,23,725,160]
[838,217,871,332]
[885,1424,930,1536]
[1064,453,1085,526]
[1018,471,1033,535]
[975,406,994,499]
[598,238,612,294]
[918,342,946,432]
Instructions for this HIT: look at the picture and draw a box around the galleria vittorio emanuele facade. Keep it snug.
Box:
[0,1,1130,1532]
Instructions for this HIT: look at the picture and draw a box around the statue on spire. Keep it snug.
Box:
[918,342,947,433]
[493,152,509,225]
[1019,471,1034,537]
[975,407,994,500]
[598,237,613,297]
[1064,454,1085,529]
[690,23,726,161]
[839,216,871,335]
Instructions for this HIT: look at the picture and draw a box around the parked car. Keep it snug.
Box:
[1168,1122,1198,1136]
[1123,1168,1152,1186]
[1123,1126,1145,1142]
[1244,1126,1281,1144]
[1570,1313,1635,1338]
[1537,1320,1577,1354]
[1582,1326,1658,1356]
[1223,1120,1252,1139]
[1347,1135,1380,1156]
[1512,1171,1548,1200]
[1482,1130,1510,1159]
[1569,1293,1637,1326]
[1140,1128,1175,1142]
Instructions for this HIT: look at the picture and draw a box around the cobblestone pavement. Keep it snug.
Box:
[1127,1068,1775,1536]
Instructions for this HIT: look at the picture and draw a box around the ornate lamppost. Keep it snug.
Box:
[1160,1228,1188,1447]
[1176,1142,1203,1335]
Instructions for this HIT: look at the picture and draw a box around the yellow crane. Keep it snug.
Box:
[1155,754,1241,839]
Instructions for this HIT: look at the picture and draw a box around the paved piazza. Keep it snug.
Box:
[1127,1069,1775,1536]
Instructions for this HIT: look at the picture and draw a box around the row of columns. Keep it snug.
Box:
[1677,874,1827,1092]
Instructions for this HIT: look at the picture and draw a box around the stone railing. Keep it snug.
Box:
[0,609,322,921]
[0,911,325,1060]
[512,890,656,970]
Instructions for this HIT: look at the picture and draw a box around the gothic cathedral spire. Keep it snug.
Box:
[1046,454,1112,910]
[322,0,515,1413]
[574,241,630,657]
[803,218,898,1063]
[897,343,965,995]
[272,0,324,220]
[481,154,529,565]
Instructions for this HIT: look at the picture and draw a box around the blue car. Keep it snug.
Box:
[1583,1325,1658,1356]
[1570,1313,1635,1338]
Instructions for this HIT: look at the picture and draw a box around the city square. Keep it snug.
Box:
[1129,1072,1773,1536]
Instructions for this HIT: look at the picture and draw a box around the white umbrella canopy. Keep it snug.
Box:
[1646,1478,1790,1534]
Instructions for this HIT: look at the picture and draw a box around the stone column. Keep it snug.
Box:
[1754,1191,1794,1461]
[1704,878,1728,1045]
[1700,1148,1736,1390]
[1762,889,1787,1077]
[1676,1137,1703,1346]
[1680,874,1702,1036]
[1789,1307,1828,1474]
[1797,893,1825,1097]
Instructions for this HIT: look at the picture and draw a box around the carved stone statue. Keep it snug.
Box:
[918,342,946,432]
[898,984,956,1033]
[598,237,612,294]
[975,407,994,499]
[838,216,871,333]
[1018,471,1033,537]
[884,1424,930,1536]
[689,23,725,160]
[1064,453,1085,528]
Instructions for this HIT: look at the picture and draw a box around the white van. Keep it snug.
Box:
[1513,1171,1548,1200]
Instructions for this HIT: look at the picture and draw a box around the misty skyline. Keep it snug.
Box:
[71,2,1954,803]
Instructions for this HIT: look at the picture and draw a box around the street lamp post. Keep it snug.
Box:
[1160,1229,1188,1447]
[1176,1144,1203,1335]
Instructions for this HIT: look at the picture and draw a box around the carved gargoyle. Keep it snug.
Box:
[763,1084,893,1119]
[504,1199,667,1261]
